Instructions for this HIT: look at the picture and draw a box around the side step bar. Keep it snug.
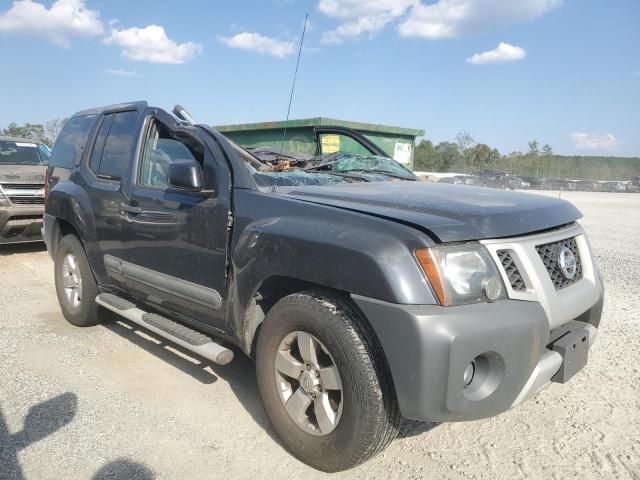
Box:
[96,293,234,365]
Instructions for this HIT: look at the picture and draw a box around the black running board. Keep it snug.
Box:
[96,293,233,365]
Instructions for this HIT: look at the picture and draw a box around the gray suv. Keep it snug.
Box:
[0,136,50,244]
[44,103,604,472]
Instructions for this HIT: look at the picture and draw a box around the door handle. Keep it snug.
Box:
[120,203,142,215]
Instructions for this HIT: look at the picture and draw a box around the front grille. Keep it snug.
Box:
[9,215,42,221]
[497,250,526,291]
[1,183,45,206]
[2,183,43,190]
[8,196,44,205]
[536,237,583,290]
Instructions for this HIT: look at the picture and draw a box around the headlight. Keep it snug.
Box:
[415,244,505,306]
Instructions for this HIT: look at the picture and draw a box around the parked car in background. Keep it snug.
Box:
[471,170,529,190]
[574,180,598,192]
[519,176,545,190]
[600,181,626,193]
[543,179,570,191]
[0,136,50,244]
[437,175,468,185]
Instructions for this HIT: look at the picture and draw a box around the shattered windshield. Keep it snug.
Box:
[307,152,416,180]
[234,145,416,187]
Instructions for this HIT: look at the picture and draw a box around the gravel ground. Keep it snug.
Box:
[0,191,638,480]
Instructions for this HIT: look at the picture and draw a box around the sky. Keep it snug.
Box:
[0,0,638,157]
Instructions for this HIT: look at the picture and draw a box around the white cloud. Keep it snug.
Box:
[218,32,295,58]
[104,25,202,64]
[0,0,103,47]
[466,42,526,64]
[316,0,561,43]
[398,0,562,39]
[105,68,136,77]
[570,132,618,151]
[318,0,416,44]
[322,13,397,44]
[318,0,415,18]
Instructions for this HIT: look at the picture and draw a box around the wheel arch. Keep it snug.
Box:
[243,276,391,373]
[50,217,100,286]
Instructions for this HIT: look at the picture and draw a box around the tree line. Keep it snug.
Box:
[414,131,640,181]
[3,121,639,181]
[1,119,67,148]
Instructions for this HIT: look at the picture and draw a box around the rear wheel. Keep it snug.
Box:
[54,234,104,327]
[256,291,400,472]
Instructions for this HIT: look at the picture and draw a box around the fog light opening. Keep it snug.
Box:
[463,352,505,401]
[463,361,476,386]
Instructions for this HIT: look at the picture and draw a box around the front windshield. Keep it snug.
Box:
[313,152,415,179]
[0,140,49,165]
[225,137,416,187]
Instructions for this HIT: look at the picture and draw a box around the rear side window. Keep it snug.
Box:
[49,114,97,168]
[89,114,114,174]
[91,111,139,181]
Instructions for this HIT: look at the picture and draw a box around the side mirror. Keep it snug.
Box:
[168,159,203,191]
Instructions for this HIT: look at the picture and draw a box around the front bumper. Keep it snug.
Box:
[352,286,604,422]
[0,205,44,244]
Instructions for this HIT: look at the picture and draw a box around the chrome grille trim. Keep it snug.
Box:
[0,183,45,206]
[535,237,583,290]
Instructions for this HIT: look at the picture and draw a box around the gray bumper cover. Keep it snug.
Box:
[0,206,44,244]
[352,295,602,422]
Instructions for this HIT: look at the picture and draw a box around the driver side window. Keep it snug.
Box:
[139,121,203,188]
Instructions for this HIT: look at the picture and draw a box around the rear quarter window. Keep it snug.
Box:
[49,114,97,168]
[91,110,139,181]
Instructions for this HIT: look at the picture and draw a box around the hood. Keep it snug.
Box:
[0,165,46,184]
[278,181,582,242]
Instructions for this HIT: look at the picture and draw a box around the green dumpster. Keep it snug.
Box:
[215,117,424,169]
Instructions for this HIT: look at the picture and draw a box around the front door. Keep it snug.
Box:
[117,113,231,330]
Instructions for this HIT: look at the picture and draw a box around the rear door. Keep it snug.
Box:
[116,111,231,330]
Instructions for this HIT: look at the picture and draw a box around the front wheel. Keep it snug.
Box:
[256,291,400,472]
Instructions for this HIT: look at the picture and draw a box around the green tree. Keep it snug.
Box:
[470,143,492,170]
[435,141,463,172]
[528,139,540,156]
[542,144,553,156]
[1,122,50,145]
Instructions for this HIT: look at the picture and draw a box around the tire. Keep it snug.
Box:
[54,234,104,327]
[256,290,400,472]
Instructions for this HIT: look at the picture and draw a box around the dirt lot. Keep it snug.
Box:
[1,191,639,480]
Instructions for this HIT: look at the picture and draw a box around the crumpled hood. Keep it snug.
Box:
[278,181,582,242]
[0,165,46,184]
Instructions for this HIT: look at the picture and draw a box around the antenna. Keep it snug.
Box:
[280,13,309,154]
